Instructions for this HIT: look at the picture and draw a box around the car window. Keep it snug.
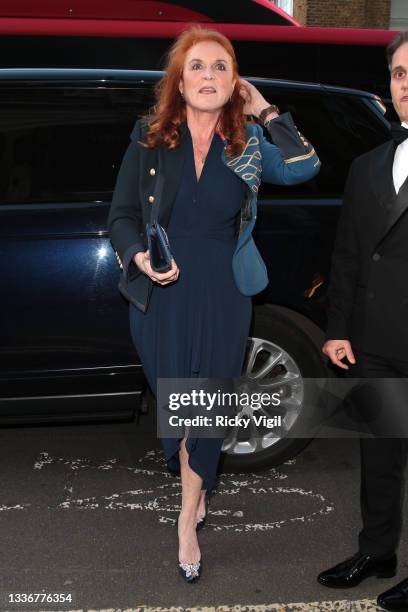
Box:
[0,86,154,204]
[256,87,390,199]
[0,82,390,204]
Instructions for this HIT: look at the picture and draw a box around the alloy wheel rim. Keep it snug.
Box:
[222,336,304,456]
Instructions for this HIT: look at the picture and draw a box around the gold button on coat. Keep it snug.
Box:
[148,195,155,203]
[149,168,156,176]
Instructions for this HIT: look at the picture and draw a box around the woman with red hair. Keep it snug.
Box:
[108,25,320,582]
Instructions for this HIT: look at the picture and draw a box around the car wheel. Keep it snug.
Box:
[220,305,328,472]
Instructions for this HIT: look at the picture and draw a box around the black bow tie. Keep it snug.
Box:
[390,122,408,145]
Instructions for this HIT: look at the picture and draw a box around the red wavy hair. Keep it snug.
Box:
[141,25,248,157]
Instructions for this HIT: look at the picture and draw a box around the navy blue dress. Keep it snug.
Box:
[129,126,252,493]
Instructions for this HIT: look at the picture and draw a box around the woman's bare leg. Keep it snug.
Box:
[196,489,207,520]
[178,438,202,564]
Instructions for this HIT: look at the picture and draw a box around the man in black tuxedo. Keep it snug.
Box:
[317,31,408,610]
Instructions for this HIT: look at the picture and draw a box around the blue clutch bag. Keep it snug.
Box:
[146,220,173,273]
[145,173,173,273]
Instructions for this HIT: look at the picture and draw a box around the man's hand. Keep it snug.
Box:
[134,250,179,285]
[322,339,356,370]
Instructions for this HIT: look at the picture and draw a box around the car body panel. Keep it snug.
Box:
[0,69,390,422]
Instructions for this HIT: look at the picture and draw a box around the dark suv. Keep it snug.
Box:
[0,69,390,470]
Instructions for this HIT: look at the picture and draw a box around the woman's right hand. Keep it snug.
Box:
[134,250,179,285]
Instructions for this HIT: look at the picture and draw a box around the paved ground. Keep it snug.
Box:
[0,408,407,612]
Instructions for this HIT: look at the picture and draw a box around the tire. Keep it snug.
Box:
[220,305,329,472]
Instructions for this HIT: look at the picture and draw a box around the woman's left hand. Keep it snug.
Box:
[238,78,273,118]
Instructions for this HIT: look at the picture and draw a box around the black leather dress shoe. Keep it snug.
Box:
[317,552,397,588]
[377,577,408,610]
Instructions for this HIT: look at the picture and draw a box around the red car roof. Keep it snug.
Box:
[0,0,396,45]
[0,0,300,25]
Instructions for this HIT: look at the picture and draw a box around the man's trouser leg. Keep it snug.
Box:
[352,351,408,557]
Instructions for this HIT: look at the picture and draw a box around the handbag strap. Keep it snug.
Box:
[149,147,165,225]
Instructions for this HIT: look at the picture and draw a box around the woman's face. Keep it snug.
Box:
[179,40,236,115]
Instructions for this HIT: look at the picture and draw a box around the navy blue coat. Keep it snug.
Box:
[108,113,320,311]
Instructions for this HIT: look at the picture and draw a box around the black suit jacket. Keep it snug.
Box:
[326,139,408,360]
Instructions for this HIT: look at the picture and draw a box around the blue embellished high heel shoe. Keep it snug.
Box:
[178,558,202,583]
[196,516,205,531]
[177,510,203,583]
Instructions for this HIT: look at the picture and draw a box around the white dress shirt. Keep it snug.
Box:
[393,121,408,194]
